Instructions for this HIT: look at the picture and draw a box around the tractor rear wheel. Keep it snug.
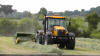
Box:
[66,36,75,50]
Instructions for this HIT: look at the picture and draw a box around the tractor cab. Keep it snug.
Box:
[43,16,68,37]
[46,16,67,30]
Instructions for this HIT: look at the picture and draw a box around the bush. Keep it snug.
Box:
[90,22,100,39]
[68,16,89,37]
[17,18,33,33]
[97,22,100,31]
[90,32,100,39]
[32,18,43,32]
[0,17,17,36]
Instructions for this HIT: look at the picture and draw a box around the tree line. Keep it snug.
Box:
[47,6,100,17]
[68,12,100,38]
[0,4,32,19]
[0,4,100,39]
[0,17,42,36]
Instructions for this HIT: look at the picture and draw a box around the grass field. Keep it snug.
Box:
[0,36,100,55]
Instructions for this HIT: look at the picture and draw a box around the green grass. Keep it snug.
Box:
[63,38,100,55]
[0,36,100,54]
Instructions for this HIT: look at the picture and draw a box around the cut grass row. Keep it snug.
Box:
[0,36,100,54]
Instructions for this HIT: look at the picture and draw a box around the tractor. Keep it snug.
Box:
[36,15,75,49]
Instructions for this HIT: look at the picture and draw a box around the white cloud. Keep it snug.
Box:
[0,0,100,13]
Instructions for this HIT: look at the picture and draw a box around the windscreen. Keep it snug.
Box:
[48,18,66,29]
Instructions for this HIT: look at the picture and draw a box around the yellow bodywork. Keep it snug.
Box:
[52,26,68,36]
[53,30,57,36]
[46,16,66,19]
[54,26,65,30]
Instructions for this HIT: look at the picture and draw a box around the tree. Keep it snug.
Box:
[67,16,89,37]
[0,17,17,36]
[37,7,47,20]
[47,11,53,16]
[67,17,80,36]
[18,18,33,33]
[81,9,85,12]
[23,11,32,17]
[32,18,43,32]
[85,12,100,30]
[73,10,80,16]
[0,4,14,14]
[39,7,47,15]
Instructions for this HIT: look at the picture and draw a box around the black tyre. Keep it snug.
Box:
[44,36,49,45]
[43,35,52,45]
[66,37,75,50]
[57,43,65,49]
[66,33,75,50]
[36,34,42,44]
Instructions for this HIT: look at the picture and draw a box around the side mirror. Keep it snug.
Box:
[69,21,71,26]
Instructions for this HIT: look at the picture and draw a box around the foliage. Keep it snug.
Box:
[67,17,79,36]
[38,7,47,20]
[0,17,43,36]
[0,6,100,38]
[0,17,17,36]
[90,23,100,39]
[67,12,100,38]
[67,16,89,37]
[32,18,43,32]
[17,18,33,33]
[17,17,43,33]
[39,7,47,16]
[85,12,100,30]
[38,14,44,20]
[0,4,33,19]
[90,32,100,39]
[97,22,100,31]
[47,6,100,17]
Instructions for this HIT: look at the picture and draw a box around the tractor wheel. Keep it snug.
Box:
[57,43,65,49]
[36,34,42,44]
[66,36,75,50]
[43,35,51,45]
[66,32,75,50]
[15,38,20,44]
[44,36,48,45]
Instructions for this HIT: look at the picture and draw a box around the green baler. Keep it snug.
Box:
[14,32,35,44]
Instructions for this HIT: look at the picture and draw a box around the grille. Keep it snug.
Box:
[57,30,66,36]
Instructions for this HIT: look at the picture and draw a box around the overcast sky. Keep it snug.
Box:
[0,0,100,13]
